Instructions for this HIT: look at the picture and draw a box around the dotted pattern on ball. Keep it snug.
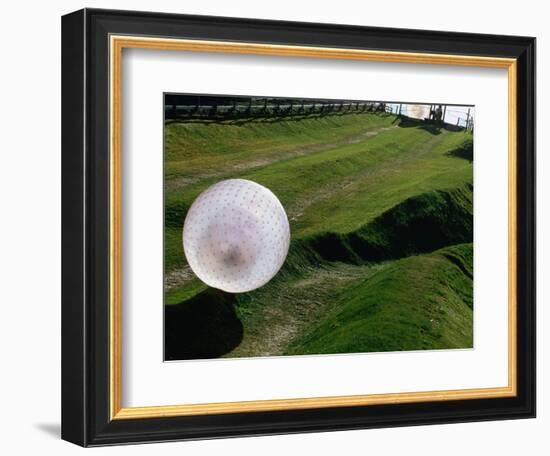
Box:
[183,179,290,293]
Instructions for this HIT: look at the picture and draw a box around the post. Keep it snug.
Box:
[466,108,471,130]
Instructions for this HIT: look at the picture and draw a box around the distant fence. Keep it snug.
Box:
[165,98,388,119]
[165,97,473,132]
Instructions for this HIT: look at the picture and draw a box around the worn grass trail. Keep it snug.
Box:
[228,264,379,357]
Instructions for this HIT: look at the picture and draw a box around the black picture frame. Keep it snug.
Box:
[62,8,535,447]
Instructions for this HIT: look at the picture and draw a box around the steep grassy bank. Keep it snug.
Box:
[285,243,473,355]
[304,184,473,264]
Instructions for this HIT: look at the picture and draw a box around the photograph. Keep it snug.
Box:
[57,5,536,448]
[163,94,475,361]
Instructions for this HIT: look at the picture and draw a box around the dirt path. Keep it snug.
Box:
[164,265,195,293]
[225,264,381,357]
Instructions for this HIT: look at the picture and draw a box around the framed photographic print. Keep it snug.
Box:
[61,8,536,447]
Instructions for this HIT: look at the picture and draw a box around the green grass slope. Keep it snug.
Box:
[165,112,396,179]
[304,184,473,264]
[285,243,473,355]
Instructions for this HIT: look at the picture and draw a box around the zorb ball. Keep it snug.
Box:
[183,179,290,293]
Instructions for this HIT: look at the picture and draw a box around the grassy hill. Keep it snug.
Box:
[285,243,473,355]
[163,110,474,360]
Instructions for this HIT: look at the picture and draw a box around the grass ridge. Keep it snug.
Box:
[278,183,473,277]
